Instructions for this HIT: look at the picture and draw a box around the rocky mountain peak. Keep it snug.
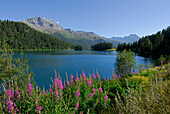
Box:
[21,17,63,34]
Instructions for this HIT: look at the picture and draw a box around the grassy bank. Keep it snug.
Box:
[105,48,117,51]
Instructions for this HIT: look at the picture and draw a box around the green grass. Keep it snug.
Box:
[105,48,116,51]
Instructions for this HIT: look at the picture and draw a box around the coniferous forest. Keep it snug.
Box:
[0,20,75,50]
[117,27,170,59]
[91,42,113,50]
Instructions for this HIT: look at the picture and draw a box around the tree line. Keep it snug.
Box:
[91,42,113,50]
[117,27,170,59]
[0,20,75,50]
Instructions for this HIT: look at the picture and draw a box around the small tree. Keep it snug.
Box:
[0,41,33,90]
[115,50,136,76]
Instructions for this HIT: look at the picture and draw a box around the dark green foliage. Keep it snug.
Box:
[117,27,170,59]
[75,45,83,50]
[0,20,75,50]
[115,50,136,76]
[0,42,33,89]
[91,42,113,50]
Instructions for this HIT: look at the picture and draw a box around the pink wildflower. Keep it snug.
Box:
[76,76,79,81]
[89,93,94,98]
[43,89,46,95]
[7,89,14,99]
[119,75,121,78]
[58,80,63,90]
[16,108,19,112]
[49,88,53,93]
[87,80,92,86]
[27,83,33,95]
[115,75,118,81]
[138,72,140,75]
[161,60,163,64]
[97,73,100,79]
[15,91,20,99]
[75,102,79,111]
[75,91,80,98]
[67,80,70,86]
[93,74,96,79]
[70,75,74,82]
[55,90,59,96]
[104,95,108,101]
[36,105,43,113]
[82,73,86,81]
[93,88,96,93]
[98,87,102,93]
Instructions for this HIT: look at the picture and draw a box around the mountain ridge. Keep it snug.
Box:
[20,17,130,49]
[110,34,140,43]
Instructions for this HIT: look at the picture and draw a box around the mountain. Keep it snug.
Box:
[110,34,140,43]
[21,17,64,34]
[51,29,110,49]
[0,20,74,50]
[21,17,121,49]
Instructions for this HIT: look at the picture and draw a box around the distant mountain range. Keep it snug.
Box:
[20,17,139,49]
[110,34,140,43]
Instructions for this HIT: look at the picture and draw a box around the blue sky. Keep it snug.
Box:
[0,0,170,38]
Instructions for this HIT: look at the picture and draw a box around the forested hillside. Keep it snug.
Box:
[117,27,170,59]
[0,20,74,50]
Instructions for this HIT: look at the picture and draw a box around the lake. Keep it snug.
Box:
[14,50,152,90]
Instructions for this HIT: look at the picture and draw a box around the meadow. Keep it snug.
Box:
[0,62,169,113]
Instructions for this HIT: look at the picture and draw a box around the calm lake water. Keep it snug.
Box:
[14,50,152,89]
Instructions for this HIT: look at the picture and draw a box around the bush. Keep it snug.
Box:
[115,50,136,77]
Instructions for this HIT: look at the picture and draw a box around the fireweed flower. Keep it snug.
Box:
[67,80,70,86]
[27,83,33,95]
[104,95,108,101]
[55,90,59,101]
[7,89,14,99]
[97,73,100,79]
[58,80,63,90]
[93,88,96,93]
[161,60,163,64]
[76,76,79,81]
[98,87,102,93]
[87,80,92,87]
[138,72,140,76]
[49,88,53,93]
[89,93,94,98]
[36,105,43,114]
[70,75,74,82]
[54,78,59,88]
[75,102,79,111]
[119,75,121,78]
[6,100,19,113]
[93,74,96,79]
[43,88,46,95]
[55,90,59,96]
[82,73,86,81]
[15,91,20,99]
[115,75,118,81]
[75,91,80,98]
